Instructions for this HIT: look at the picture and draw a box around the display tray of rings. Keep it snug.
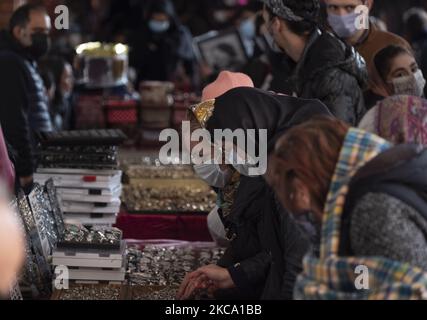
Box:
[51,244,225,300]
[121,162,216,215]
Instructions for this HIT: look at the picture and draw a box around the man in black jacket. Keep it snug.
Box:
[0,4,53,190]
[262,0,368,126]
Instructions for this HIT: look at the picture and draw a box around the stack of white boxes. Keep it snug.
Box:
[52,240,127,284]
[34,129,126,227]
[35,168,122,227]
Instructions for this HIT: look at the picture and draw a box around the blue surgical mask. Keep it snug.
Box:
[328,12,360,39]
[149,20,170,34]
[239,19,256,40]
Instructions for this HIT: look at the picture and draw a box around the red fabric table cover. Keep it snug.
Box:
[116,210,213,242]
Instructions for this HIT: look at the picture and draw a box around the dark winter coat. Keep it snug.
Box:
[217,176,311,300]
[293,29,368,126]
[0,30,53,177]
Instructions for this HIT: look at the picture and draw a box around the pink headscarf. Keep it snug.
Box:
[359,95,427,145]
[0,128,15,192]
[202,71,254,102]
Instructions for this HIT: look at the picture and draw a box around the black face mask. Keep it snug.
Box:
[28,33,50,60]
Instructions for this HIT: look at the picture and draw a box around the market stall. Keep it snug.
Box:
[5,38,221,300]
[7,175,222,300]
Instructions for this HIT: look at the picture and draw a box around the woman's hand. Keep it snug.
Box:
[176,265,235,300]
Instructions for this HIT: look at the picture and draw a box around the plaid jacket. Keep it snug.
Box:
[294,128,427,300]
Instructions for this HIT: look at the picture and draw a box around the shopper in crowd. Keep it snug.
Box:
[359,95,427,146]
[129,0,196,87]
[39,68,56,106]
[207,0,240,31]
[178,85,332,300]
[324,0,411,106]
[200,71,255,248]
[240,12,296,94]
[267,116,427,299]
[262,0,368,126]
[0,4,53,191]
[235,2,263,58]
[365,45,426,108]
[0,184,24,298]
[403,8,427,67]
[39,56,75,131]
[403,7,427,97]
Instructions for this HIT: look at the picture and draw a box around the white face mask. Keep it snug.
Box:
[264,31,282,54]
[193,163,232,188]
[391,69,426,97]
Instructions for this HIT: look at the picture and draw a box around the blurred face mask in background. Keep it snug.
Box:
[148,20,170,34]
[391,69,426,97]
[213,10,230,24]
[239,18,256,39]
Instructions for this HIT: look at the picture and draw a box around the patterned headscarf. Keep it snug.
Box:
[359,95,427,146]
[294,128,427,300]
[262,0,319,22]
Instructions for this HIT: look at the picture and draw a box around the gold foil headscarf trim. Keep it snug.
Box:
[189,99,216,128]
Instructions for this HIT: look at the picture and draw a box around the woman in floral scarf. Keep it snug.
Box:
[359,95,427,145]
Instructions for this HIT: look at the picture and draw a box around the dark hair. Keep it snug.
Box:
[374,45,413,82]
[9,4,47,32]
[265,0,319,36]
[39,56,66,88]
[268,116,349,215]
[145,0,176,19]
[39,69,54,92]
[38,55,69,105]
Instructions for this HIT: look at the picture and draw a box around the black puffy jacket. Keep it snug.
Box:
[293,29,368,126]
[217,176,310,300]
[0,30,53,177]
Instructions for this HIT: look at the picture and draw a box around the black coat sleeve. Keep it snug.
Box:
[230,251,272,290]
[312,68,365,126]
[0,54,35,177]
[278,211,310,299]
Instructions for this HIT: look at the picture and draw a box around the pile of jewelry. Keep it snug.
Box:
[124,164,197,180]
[57,285,122,300]
[122,185,216,213]
[131,286,179,300]
[60,224,122,247]
[127,246,225,288]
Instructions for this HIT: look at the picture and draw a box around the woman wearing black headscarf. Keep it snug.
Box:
[129,0,196,86]
[39,56,75,130]
[177,87,332,300]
